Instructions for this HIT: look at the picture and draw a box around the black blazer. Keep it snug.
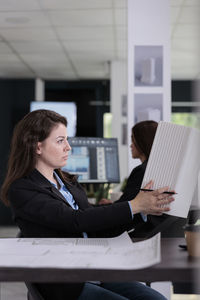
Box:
[9,169,135,300]
[116,161,183,238]
[9,169,134,239]
[118,161,147,202]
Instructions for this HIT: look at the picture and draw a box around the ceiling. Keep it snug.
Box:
[0,0,199,80]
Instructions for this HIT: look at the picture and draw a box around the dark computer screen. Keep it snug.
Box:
[63,137,120,183]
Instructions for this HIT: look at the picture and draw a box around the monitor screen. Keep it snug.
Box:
[63,137,120,183]
[30,101,77,137]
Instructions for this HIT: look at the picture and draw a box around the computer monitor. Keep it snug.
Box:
[30,101,77,137]
[63,137,120,183]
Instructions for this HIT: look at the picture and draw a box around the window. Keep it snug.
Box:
[172,101,200,130]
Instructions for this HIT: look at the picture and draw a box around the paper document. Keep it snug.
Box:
[0,232,160,270]
[142,121,200,218]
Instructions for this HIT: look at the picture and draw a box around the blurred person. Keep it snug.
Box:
[100,120,158,205]
[100,121,176,238]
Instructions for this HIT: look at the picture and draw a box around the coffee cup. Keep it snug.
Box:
[184,224,200,257]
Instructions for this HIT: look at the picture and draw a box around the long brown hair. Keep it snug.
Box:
[132,120,158,160]
[1,109,72,206]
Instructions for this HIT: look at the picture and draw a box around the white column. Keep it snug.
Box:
[127,1,172,298]
[35,78,45,102]
[110,61,128,183]
[128,0,171,173]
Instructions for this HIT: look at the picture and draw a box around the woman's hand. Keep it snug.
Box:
[129,181,175,215]
[99,198,112,205]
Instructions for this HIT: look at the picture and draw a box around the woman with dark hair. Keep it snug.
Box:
[100,120,174,238]
[132,120,157,160]
[100,120,158,204]
[121,120,158,201]
[1,110,173,300]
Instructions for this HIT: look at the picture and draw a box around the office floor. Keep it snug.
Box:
[0,227,199,300]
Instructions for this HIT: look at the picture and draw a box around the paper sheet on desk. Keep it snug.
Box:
[142,122,200,218]
[0,232,160,270]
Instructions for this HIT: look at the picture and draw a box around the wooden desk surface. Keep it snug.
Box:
[0,238,199,283]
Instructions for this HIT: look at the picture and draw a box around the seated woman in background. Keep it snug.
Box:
[100,120,157,204]
[1,110,174,300]
[100,120,176,238]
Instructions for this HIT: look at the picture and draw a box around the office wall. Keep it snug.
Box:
[0,80,35,182]
[0,79,35,225]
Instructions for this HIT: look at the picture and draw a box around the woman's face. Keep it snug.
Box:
[36,123,71,170]
[130,134,142,160]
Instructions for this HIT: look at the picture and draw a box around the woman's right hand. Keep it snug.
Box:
[130,181,175,215]
[99,198,112,205]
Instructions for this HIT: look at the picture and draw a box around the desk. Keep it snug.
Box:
[0,238,199,285]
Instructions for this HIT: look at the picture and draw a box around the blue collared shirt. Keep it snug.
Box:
[128,202,147,222]
[50,172,88,238]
